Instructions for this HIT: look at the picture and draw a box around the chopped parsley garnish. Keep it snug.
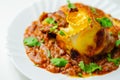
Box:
[78,61,102,74]
[116,40,120,47]
[58,30,66,36]
[118,32,120,38]
[78,73,82,77]
[90,7,96,14]
[34,64,39,67]
[67,0,76,9]
[50,25,58,33]
[44,17,57,25]
[44,17,58,32]
[107,54,120,66]
[47,49,51,58]
[109,31,113,36]
[79,61,85,70]
[118,32,120,36]
[44,18,55,25]
[24,37,41,47]
[88,17,92,23]
[50,58,68,67]
[96,17,113,28]
[118,33,120,45]
[40,39,45,43]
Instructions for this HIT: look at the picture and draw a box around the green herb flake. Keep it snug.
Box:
[50,58,68,67]
[67,0,76,9]
[118,32,120,38]
[44,18,55,24]
[107,54,120,66]
[47,49,51,58]
[90,7,96,14]
[24,37,41,47]
[40,39,45,43]
[86,63,102,73]
[116,40,120,47]
[36,42,41,46]
[78,61,85,71]
[44,17,58,33]
[34,64,39,67]
[96,17,113,28]
[109,31,113,36]
[58,30,66,36]
[118,32,120,36]
[88,17,92,23]
[44,17,57,26]
[78,73,82,77]
[78,61,102,74]
[50,25,58,33]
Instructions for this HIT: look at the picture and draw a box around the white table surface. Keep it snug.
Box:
[0,0,120,80]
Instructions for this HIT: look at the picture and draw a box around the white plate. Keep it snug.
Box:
[7,0,120,80]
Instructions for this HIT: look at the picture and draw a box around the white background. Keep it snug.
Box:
[0,0,120,80]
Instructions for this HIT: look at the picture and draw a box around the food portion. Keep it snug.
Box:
[24,0,120,77]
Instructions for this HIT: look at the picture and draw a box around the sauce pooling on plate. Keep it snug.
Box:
[24,0,120,77]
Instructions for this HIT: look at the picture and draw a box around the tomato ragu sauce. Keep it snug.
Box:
[24,1,120,77]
